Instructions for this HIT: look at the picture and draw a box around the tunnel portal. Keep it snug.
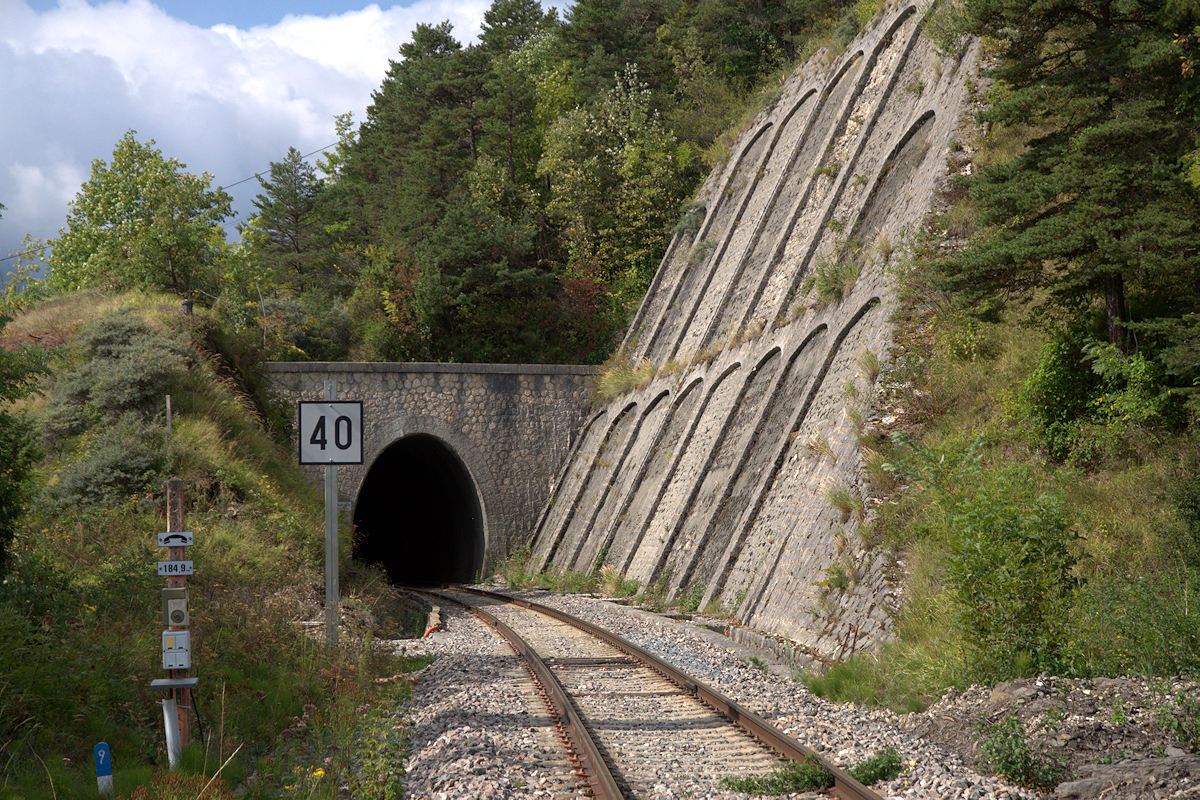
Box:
[352,433,485,585]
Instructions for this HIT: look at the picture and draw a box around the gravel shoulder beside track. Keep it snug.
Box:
[496,588,1041,800]
[387,587,1041,799]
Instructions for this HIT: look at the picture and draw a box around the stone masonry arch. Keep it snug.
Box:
[265,361,596,578]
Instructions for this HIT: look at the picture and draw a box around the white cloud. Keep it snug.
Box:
[0,0,491,265]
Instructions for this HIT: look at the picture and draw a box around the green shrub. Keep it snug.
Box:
[254,294,351,361]
[1171,444,1200,568]
[50,418,171,508]
[848,746,903,785]
[672,200,706,240]
[976,710,1065,791]
[946,469,1078,678]
[0,413,38,577]
[1068,569,1200,676]
[1020,331,1094,460]
[43,314,187,441]
[1022,332,1175,465]
[1155,682,1200,753]
[1085,341,1172,427]
[833,8,862,47]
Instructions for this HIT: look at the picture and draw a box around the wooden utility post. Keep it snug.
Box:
[165,478,192,746]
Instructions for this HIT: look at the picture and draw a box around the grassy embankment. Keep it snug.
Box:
[806,110,1200,712]
[0,291,425,800]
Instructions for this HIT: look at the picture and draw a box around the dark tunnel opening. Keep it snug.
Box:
[352,433,485,585]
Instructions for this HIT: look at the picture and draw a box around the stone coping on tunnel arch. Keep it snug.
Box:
[263,360,600,579]
[265,360,599,376]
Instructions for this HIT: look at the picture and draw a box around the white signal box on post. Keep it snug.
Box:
[298,401,364,465]
[162,630,191,670]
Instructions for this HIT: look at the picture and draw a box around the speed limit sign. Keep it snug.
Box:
[298,401,363,464]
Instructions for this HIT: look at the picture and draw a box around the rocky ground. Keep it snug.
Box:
[377,587,1199,799]
[907,675,1200,799]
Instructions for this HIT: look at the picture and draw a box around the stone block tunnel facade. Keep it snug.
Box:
[266,2,981,662]
[264,362,596,583]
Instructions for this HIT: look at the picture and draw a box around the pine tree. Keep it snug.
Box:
[937,1,1200,363]
[247,147,329,295]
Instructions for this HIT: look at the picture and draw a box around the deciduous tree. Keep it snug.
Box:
[48,131,232,298]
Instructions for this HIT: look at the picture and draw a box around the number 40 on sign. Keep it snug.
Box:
[298,401,363,465]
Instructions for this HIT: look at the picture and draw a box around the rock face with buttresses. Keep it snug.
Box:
[530,1,981,663]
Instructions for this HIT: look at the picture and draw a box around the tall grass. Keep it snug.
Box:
[0,291,426,799]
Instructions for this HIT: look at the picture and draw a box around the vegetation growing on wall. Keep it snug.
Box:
[807,0,1200,712]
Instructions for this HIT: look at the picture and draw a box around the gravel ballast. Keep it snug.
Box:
[386,589,1197,799]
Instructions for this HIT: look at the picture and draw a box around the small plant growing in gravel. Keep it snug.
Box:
[976,709,1065,791]
[598,565,639,597]
[673,200,706,240]
[745,654,769,672]
[859,349,881,383]
[807,435,836,460]
[1109,697,1128,726]
[1155,682,1200,752]
[872,232,896,263]
[687,238,718,266]
[824,562,850,590]
[720,756,834,793]
[862,448,897,492]
[594,350,657,405]
[814,160,842,180]
[498,545,537,587]
[827,485,856,520]
[803,255,862,306]
[848,746,904,785]
[677,582,704,612]
[844,403,865,430]
[827,485,863,521]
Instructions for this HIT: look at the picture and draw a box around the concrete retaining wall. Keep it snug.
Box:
[531,2,980,660]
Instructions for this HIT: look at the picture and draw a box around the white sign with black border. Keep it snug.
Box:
[298,401,364,465]
[158,560,194,577]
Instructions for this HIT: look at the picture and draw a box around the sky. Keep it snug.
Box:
[0,0,496,268]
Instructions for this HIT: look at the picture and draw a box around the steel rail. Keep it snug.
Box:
[424,589,626,800]
[449,584,884,800]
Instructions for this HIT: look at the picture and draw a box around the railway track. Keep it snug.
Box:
[418,585,884,800]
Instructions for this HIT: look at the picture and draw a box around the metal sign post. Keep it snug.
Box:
[324,381,339,647]
[298,382,363,648]
[164,479,192,747]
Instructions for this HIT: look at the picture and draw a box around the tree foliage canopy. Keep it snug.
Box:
[936,0,1200,376]
[48,131,232,298]
[40,0,868,363]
